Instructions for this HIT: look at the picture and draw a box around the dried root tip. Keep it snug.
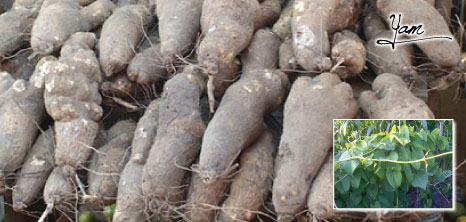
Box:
[12,202,27,212]
[38,203,54,222]
[277,214,295,222]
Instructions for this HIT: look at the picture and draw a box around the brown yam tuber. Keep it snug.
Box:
[98,4,151,76]
[127,43,168,84]
[197,29,288,183]
[377,0,461,67]
[219,130,275,222]
[306,153,334,221]
[141,68,206,213]
[273,73,359,220]
[0,56,55,194]
[359,73,435,119]
[85,120,136,204]
[44,32,103,169]
[291,0,361,71]
[130,99,160,164]
[331,30,366,79]
[31,0,115,54]
[12,128,55,212]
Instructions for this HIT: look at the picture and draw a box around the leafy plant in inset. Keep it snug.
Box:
[334,120,453,208]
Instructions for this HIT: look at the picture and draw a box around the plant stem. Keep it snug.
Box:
[337,151,453,164]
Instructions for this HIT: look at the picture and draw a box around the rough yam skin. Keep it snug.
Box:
[86,120,136,204]
[99,5,151,76]
[0,72,15,94]
[101,73,140,99]
[254,0,282,30]
[198,30,288,183]
[377,0,461,67]
[331,30,366,79]
[0,9,36,58]
[220,131,275,222]
[272,73,359,220]
[142,73,206,206]
[291,0,360,71]
[12,128,54,212]
[359,73,435,119]
[127,44,168,84]
[31,0,114,54]
[157,0,203,65]
[198,0,258,75]
[0,57,55,194]
[187,169,229,222]
[363,12,417,80]
[307,153,334,221]
[43,166,75,208]
[112,161,147,222]
[44,32,103,169]
[131,99,160,164]
[279,39,297,70]
[272,0,295,40]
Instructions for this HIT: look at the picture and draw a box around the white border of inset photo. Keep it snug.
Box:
[332,119,456,212]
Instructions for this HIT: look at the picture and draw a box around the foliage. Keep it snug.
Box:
[334,120,453,208]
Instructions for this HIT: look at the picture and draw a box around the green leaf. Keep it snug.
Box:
[351,169,363,188]
[427,198,433,207]
[404,164,413,185]
[374,201,382,208]
[341,175,351,193]
[340,151,360,176]
[439,136,449,151]
[386,167,402,189]
[355,140,368,154]
[410,148,424,170]
[350,190,362,205]
[373,150,385,159]
[412,170,428,190]
[367,184,378,200]
[387,151,398,161]
[335,180,345,194]
[375,165,386,180]
[400,125,410,139]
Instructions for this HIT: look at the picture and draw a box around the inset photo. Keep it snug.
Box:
[333,120,454,209]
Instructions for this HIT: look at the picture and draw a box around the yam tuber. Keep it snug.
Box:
[377,0,461,67]
[31,0,115,54]
[331,30,366,79]
[197,29,288,183]
[272,73,359,220]
[44,32,103,169]
[306,153,334,221]
[359,73,435,119]
[85,120,136,204]
[141,67,206,213]
[12,128,55,212]
[130,99,159,164]
[0,56,55,194]
[291,0,361,71]
[157,0,203,66]
[127,43,168,84]
[98,4,151,76]
[219,130,275,222]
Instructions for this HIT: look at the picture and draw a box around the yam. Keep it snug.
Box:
[31,0,115,54]
[272,0,295,40]
[187,168,230,222]
[331,30,366,79]
[279,39,297,71]
[272,73,359,220]
[40,166,76,222]
[141,68,206,212]
[130,99,160,164]
[157,0,203,66]
[127,43,168,84]
[0,56,56,194]
[291,0,361,71]
[359,73,435,119]
[197,29,288,183]
[44,32,103,169]
[377,0,461,67]
[112,161,147,222]
[85,120,136,204]
[363,11,417,80]
[307,153,334,221]
[98,4,151,76]
[0,9,36,58]
[219,130,275,222]
[12,128,55,212]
